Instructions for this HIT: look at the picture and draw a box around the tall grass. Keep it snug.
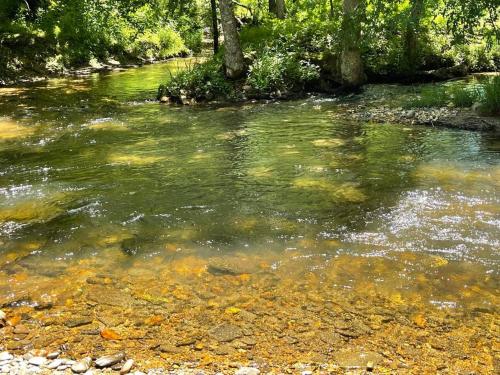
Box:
[479,75,500,115]
[405,75,500,115]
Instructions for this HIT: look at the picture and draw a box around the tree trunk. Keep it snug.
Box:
[210,0,219,54]
[269,0,277,15]
[276,0,286,19]
[219,0,246,79]
[403,0,424,74]
[340,0,365,88]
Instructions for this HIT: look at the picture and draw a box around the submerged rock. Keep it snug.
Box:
[65,317,93,328]
[210,324,243,342]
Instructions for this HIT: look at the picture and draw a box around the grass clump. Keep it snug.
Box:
[404,75,500,115]
[478,75,500,115]
[404,86,450,108]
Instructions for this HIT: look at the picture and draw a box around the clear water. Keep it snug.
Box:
[0,61,498,371]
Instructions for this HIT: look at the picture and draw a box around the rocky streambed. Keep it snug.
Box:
[0,251,497,374]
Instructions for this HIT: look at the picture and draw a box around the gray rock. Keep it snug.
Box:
[120,359,135,374]
[235,367,260,375]
[65,317,93,328]
[210,324,243,342]
[28,357,47,366]
[95,352,125,368]
[71,357,92,373]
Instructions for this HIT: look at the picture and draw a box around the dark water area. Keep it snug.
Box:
[0,61,498,373]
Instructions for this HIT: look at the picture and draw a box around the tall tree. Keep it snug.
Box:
[269,0,286,19]
[219,0,245,79]
[403,0,424,74]
[210,0,219,53]
[275,0,286,19]
[340,0,365,88]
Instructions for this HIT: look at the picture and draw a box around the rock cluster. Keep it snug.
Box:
[0,350,136,374]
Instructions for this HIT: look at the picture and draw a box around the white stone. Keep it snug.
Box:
[71,357,92,374]
[235,367,260,375]
[0,353,13,362]
[29,357,47,366]
[120,359,135,374]
[47,359,64,369]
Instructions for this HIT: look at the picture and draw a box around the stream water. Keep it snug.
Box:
[0,61,498,373]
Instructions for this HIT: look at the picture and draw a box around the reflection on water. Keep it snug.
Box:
[0,62,498,372]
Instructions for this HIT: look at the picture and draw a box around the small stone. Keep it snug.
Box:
[47,359,63,369]
[71,357,92,373]
[13,325,30,335]
[235,367,260,375]
[0,310,6,321]
[95,352,125,368]
[210,324,243,342]
[175,338,196,347]
[120,359,134,374]
[28,357,47,366]
[367,361,374,371]
[47,351,60,359]
[0,353,12,362]
[65,317,93,328]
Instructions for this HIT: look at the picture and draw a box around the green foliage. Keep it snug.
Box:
[450,85,482,108]
[405,86,451,108]
[404,75,500,115]
[0,0,202,73]
[160,57,233,101]
[130,28,188,60]
[247,48,319,94]
[479,75,500,115]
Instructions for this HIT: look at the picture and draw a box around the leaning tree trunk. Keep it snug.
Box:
[219,0,246,79]
[340,0,365,88]
[276,0,286,19]
[210,0,219,54]
[403,0,424,75]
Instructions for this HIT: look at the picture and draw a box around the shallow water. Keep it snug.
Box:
[0,62,498,372]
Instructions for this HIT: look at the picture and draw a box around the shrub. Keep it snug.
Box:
[130,27,188,60]
[246,48,320,94]
[160,57,233,101]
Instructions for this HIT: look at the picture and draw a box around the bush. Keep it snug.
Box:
[130,28,188,60]
[160,57,233,101]
[247,48,320,94]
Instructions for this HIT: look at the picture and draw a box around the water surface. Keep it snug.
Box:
[0,62,498,372]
